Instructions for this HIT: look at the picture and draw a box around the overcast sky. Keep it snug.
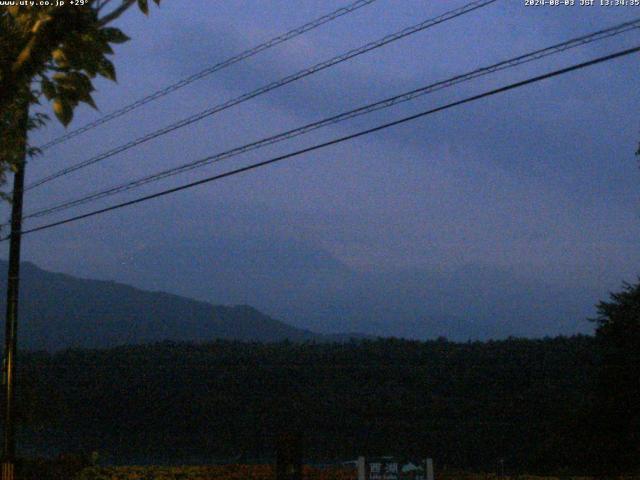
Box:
[2,0,639,340]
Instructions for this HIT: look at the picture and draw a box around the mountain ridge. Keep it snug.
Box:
[0,260,368,350]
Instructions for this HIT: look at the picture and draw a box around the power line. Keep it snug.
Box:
[36,0,379,151]
[20,18,640,221]
[25,0,498,191]
[6,45,639,241]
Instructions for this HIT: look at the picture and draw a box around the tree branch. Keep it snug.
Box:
[97,0,116,13]
[98,0,136,26]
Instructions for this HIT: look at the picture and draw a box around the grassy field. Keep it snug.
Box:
[74,465,357,480]
[71,465,606,480]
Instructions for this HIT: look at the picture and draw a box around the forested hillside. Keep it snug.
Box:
[12,336,598,473]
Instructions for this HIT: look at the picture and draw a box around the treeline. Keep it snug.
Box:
[9,336,605,473]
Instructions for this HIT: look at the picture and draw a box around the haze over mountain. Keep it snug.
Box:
[2,222,604,348]
[105,234,603,340]
[0,260,370,351]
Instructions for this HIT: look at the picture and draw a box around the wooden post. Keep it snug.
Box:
[425,459,433,480]
[1,98,28,480]
[275,431,302,480]
[357,456,366,480]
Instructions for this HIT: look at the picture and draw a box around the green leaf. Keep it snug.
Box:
[137,0,149,15]
[78,90,97,110]
[53,73,92,101]
[52,72,67,83]
[52,48,69,68]
[67,72,93,92]
[83,59,98,78]
[99,41,114,55]
[52,98,73,126]
[97,58,116,81]
[41,76,56,100]
[27,146,43,158]
[101,27,130,44]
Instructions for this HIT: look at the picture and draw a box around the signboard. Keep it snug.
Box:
[358,457,433,480]
[368,458,398,480]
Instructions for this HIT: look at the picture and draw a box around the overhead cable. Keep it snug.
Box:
[22,18,640,221]
[7,44,639,241]
[37,0,380,150]
[26,0,498,191]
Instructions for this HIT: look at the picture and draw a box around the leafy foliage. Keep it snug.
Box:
[0,0,161,194]
[591,280,640,473]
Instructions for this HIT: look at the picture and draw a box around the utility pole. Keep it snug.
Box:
[2,100,28,480]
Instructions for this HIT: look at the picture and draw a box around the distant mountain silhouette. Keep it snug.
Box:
[58,229,598,340]
[17,217,604,340]
[0,260,366,350]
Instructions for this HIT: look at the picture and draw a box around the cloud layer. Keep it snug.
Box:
[3,0,639,340]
